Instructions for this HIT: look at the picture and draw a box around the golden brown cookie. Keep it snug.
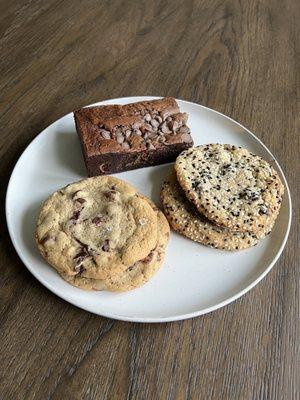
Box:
[161,174,275,250]
[60,208,170,291]
[175,144,284,233]
[36,176,158,279]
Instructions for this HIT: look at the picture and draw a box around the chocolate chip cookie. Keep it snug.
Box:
[161,174,274,250]
[36,176,158,279]
[60,207,170,291]
[175,144,284,233]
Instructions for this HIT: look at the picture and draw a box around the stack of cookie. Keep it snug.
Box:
[36,176,169,291]
[161,144,284,251]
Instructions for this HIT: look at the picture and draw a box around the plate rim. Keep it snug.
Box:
[5,96,292,323]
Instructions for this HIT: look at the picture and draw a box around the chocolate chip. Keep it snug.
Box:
[74,238,88,249]
[100,130,111,140]
[75,265,86,275]
[74,246,90,267]
[102,239,110,252]
[116,133,124,143]
[75,198,86,205]
[39,234,54,245]
[74,255,88,268]
[92,216,105,226]
[161,122,171,134]
[104,190,117,200]
[150,119,159,129]
[143,251,154,264]
[132,122,140,129]
[124,130,131,139]
[70,210,81,222]
[144,113,151,122]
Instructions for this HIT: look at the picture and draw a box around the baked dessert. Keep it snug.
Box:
[36,176,170,291]
[36,176,159,280]
[175,144,284,233]
[74,97,193,176]
[60,206,170,291]
[161,173,274,251]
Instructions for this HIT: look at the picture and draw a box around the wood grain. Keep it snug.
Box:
[0,0,299,399]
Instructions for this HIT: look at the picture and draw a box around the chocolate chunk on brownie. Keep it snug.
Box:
[74,97,193,176]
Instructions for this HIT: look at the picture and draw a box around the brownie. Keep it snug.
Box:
[74,97,193,176]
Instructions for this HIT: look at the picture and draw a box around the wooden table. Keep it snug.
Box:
[0,1,299,399]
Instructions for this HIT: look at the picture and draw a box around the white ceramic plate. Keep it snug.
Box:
[6,97,291,323]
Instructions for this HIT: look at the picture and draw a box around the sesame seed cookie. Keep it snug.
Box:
[60,207,170,291]
[175,144,284,233]
[161,174,274,250]
[36,176,158,280]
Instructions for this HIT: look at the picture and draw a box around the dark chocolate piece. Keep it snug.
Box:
[74,97,193,176]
